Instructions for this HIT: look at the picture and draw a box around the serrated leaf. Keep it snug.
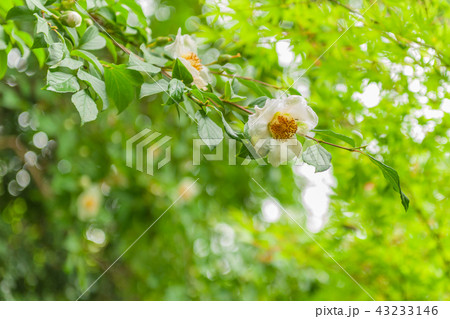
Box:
[302,144,332,172]
[79,26,106,51]
[167,78,185,104]
[313,129,356,147]
[139,44,168,67]
[34,14,51,43]
[220,113,240,139]
[190,86,205,103]
[47,42,65,65]
[71,89,98,124]
[248,96,268,107]
[140,80,169,98]
[128,53,160,74]
[45,71,80,93]
[50,57,83,70]
[71,49,104,74]
[367,154,409,211]
[104,65,142,112]
[195,110,223,150]
[172,58,193,84]
[77,69,108,110]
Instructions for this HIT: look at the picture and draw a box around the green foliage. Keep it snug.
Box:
[302,144,333,173]
[104,65,142,112]
[366,154,410,211]
[195,110,224,150]
[172,58,193,84]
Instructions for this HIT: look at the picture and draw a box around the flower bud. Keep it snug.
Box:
[217,53,240,65]
[60,11,82,28]
[155,37,171,46]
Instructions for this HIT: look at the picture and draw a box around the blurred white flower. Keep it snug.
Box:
[248,95,318,166]
[177,177,200,201]
[165,28,210,89]
[77,185,102,221]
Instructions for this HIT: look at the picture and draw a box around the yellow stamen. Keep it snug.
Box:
[181,52,203,71]
[268,112,298,139]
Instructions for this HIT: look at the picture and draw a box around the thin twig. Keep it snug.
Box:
[222,100,254,114]
[301,134,364,152]
[211,71,285,90]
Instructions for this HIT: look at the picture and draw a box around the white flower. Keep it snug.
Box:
[164,28,210,89]
[77,185,102,221]
[247,95,318,167]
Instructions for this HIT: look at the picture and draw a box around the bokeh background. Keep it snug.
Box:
[0,0,449,300]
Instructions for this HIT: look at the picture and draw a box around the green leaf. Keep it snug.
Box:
[248,96,268,107]
[26,0,51,14]
[140,80,169,99]
[6,6,34,21]
[195,110,223,150]
[352,130,364,146]
[77,69,108,110]
[312,129,356,147]
[190,86,205,103]
[71,49,104,74]
[79,26,106,51]
[50,58,83,70]
[202,91,223,107]
[288,87,302,96]
[104,65,142,112]
[224,81,232,100]
[366,154,410,211]
[167,78,185,104]
[172,59,193,84]
[34,14,52,44]
[47,43,65,65]
[71,89,98,124]
[220,113,240,140]
[237,139,260,159]
[31,33,48,49]
[238,78,273,98]
[140,45,168,67]
[302,144,332,172]
[128,53,160,74]
[0,50,7,80]
[224,81,246,102]
[45,71,80,93]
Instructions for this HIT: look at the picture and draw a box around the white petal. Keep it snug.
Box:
[283,95,318,132]
[267,138,302,167]
[179,58,208,89]
[164,28,198,58]
[248,98,281,139]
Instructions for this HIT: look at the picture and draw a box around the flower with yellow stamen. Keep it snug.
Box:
[77,185,102,221]
[248,95,318,167]
[165,28,210,89]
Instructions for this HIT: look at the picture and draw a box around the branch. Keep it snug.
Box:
[210,70,285,90]
[222,100,254,114]
[301,134,364,152]
[0,136,52,198]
